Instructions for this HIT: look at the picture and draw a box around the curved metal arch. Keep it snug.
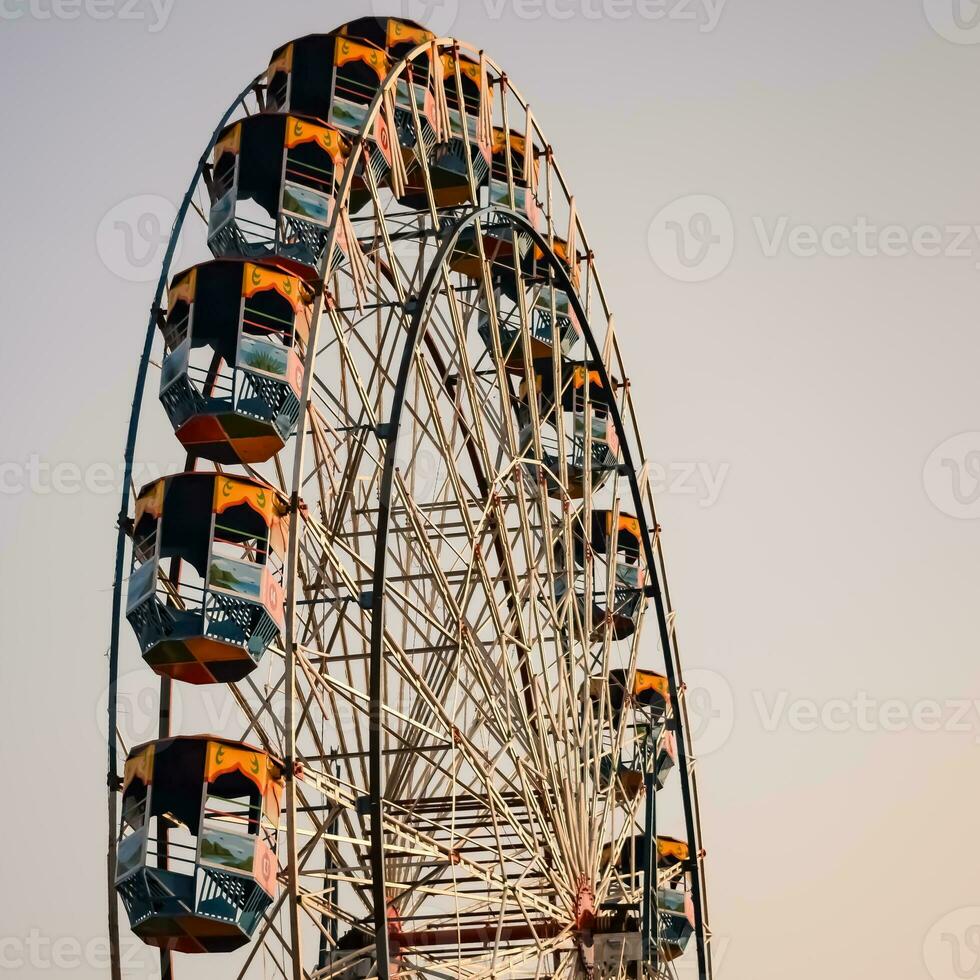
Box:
[365,204,712,980]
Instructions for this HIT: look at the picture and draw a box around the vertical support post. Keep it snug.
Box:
[159,675,173,980]
[642,771,657,968]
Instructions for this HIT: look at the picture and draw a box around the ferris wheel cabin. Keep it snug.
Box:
[264,33,398,209]
[571,510,651,639]
[115,736,283,953]
[159,259,313,464]
[518,360,621,498]
[346,18,442,166]
[207,113,349,273]
[488,127,539,224]
[422,51,492,207]
[126,473,288,685]
[599,833,696,966]
[590,668,678,797]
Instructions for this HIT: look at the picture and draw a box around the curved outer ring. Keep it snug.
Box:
[368,205,710,980]
[105,38,711,980]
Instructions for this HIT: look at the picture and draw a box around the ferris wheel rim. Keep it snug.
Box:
[105,31,713,980]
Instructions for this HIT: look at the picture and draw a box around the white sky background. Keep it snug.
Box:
[0,0,978,978]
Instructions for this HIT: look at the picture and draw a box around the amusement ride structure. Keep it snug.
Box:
[105,18,712,980]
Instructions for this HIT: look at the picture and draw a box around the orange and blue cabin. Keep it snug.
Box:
[597,723,677,796]
[400,50,492,209]
[600,834,695,961]
[516,360,621,498]
[115,736,283,954]
[340,18,440,161]
[487,127,540,226]
[591,668,675,791]
[478,283,582,371]
[126,472,289,685]
[159,259,314,465]
[570,511,650,640]
[264,33,396,209]
[208,113,349,274]
[601,833,689,878]
[656,884,696,960]
[450,230,580,333]
[448,128,540,278]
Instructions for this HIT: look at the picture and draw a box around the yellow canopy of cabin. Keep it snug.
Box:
[602,511,642,547]
[634,669,669,701]
[134,479,166,526]
[266,42,293,79]
[242,263,311,314]
[569,365,608,395]
[442,52,483,86]
[214,122,241,161]
[385,20,434,49]
[204,739,279,793]
[122,744,155,791]
[167,266,197,310]
[334,36,389,80]
[284,116,348,164]
[212,476,287,527]
[657,835,690,864]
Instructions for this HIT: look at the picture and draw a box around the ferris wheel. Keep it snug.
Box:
[105,18,713,980]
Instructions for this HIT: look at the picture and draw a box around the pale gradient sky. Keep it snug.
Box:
[1,1,978,978]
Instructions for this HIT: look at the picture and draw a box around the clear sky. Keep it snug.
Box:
[1,1,978,978]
